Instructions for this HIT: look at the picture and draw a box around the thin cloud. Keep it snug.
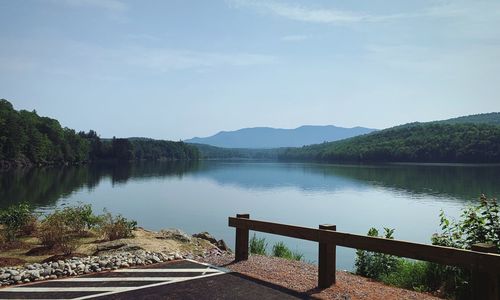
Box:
[228,0,421,24]
[228,0,500,25]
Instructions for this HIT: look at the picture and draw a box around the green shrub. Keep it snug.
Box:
[0,203,35,241]
[37,211,77,254]
[58,204,100,235]
[271,241,303,261]
[355,195,499,299]
[355,227,398,279]
[429,194,499,298]
[98,212,137,241]
[249,233,268,255]
[433,194,500,250]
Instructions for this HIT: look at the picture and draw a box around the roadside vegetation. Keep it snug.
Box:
[355,194,499,299]
[249,233,304,261]
[0,203,137,259]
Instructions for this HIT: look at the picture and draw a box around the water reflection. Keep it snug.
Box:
[1,161,500,210]
[0,161,201,209]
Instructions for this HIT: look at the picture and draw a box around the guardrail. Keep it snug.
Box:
[228,214,500,300]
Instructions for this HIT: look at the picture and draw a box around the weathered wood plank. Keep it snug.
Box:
[235,214,250,261]
[318,225,336,288]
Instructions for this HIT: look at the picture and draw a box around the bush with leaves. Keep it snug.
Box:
[355,195,499,299]
[355,227,399,279]
[98,212,137,241]
[428,194,500,298]
[249,233,268,255]
[432,194,499,250]
[0,203,35,241]
[58,204,100,235]
[37,211,78,254]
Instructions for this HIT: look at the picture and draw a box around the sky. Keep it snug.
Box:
[1,0,499,140]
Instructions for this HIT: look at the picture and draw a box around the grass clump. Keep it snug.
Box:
[249,233,268,255]
[248,234,304,261]
[380,259,430,292]
[272,241,304,261]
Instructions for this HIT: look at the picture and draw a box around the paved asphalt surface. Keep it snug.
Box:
[0,260,307,299]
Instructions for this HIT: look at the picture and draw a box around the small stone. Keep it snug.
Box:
[42,268,52,276]
[29,270,40,279]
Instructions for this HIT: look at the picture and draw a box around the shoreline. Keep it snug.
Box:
[0,227,230,287]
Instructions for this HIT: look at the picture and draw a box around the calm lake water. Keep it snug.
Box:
[2,161,500,270]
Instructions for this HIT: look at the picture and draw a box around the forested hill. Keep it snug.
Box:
[192,143,281,160]
[185,125,376,148]
[0,99,199,167]
[437,112,500,125]
[279,122,500,163]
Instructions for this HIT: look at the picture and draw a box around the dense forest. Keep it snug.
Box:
[279,123,500,163]
[437,112,500,126]
[0,99,199,167]
[191,143,281,160]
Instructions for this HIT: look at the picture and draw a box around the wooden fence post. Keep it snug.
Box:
[318,224,336,288]
[235,214,250,261]
[472,243,499,300]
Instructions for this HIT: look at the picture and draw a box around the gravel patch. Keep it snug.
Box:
[200,254,441,300]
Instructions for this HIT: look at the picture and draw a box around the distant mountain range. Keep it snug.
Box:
[184,125,377,148]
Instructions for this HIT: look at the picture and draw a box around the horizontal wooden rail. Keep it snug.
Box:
[228,216,500,272]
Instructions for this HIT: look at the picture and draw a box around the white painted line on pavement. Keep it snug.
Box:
[55,277,192,282]
[113,268,221,273]
[74,271,227,300]
[9,287,131,292]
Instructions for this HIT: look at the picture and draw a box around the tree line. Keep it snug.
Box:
[0,99,199,166]
[279,123,500,163]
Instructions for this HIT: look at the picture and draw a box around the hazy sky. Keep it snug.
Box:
[1,0,499,140]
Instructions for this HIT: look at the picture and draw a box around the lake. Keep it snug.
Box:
[1,161,500,270]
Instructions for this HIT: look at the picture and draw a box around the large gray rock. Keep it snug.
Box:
[193,232,231,252]
[157,229,192,243]
[192,232,218,245]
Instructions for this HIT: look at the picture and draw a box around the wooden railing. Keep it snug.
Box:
[228,214,500,300]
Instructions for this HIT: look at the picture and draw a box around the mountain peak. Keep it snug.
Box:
[185,125,377,148]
